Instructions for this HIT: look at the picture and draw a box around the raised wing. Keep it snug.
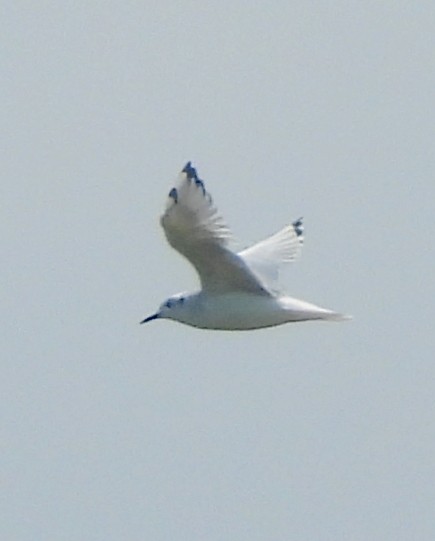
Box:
[239,218,304,289]
[160,162,270,295]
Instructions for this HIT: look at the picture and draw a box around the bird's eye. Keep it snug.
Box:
[165,299,173,308]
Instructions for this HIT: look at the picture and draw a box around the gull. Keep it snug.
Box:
[141,162,351,330]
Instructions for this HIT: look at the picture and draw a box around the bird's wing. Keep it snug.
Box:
[238,219,304,289]
[160,162,270,295]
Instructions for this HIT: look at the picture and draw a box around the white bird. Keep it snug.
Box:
[141,162,351,330]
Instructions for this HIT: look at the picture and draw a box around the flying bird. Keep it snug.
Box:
[141,162,350,330]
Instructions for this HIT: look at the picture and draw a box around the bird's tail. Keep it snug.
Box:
[281,297,352,323]
[320,310,353,322]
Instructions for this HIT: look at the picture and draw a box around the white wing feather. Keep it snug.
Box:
[239,219,304,289]
[160,163,270,295]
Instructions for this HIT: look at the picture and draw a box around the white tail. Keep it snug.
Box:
[321,311,353,322]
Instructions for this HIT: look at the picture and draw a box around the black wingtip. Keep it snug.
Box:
[182,161,197,179]
[181,162,207,195]
[194,177,206,195]
[168,187,178,203]
[292,217,304,238]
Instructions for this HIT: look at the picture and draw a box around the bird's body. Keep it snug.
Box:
[156,292,348,331]
[141,162,350,330]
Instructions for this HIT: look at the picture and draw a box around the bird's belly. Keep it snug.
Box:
[190,294,290,330]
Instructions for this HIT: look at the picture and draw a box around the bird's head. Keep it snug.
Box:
[140,293,187,324]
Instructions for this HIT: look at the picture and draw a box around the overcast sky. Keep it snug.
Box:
[3,2,435,540]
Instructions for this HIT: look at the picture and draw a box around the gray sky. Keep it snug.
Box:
[3,2,435,540]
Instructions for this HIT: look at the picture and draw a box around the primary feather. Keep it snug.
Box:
[239,219,304,289]
[160,162,269,295]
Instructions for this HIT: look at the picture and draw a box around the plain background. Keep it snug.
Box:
[3,2,435,540]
